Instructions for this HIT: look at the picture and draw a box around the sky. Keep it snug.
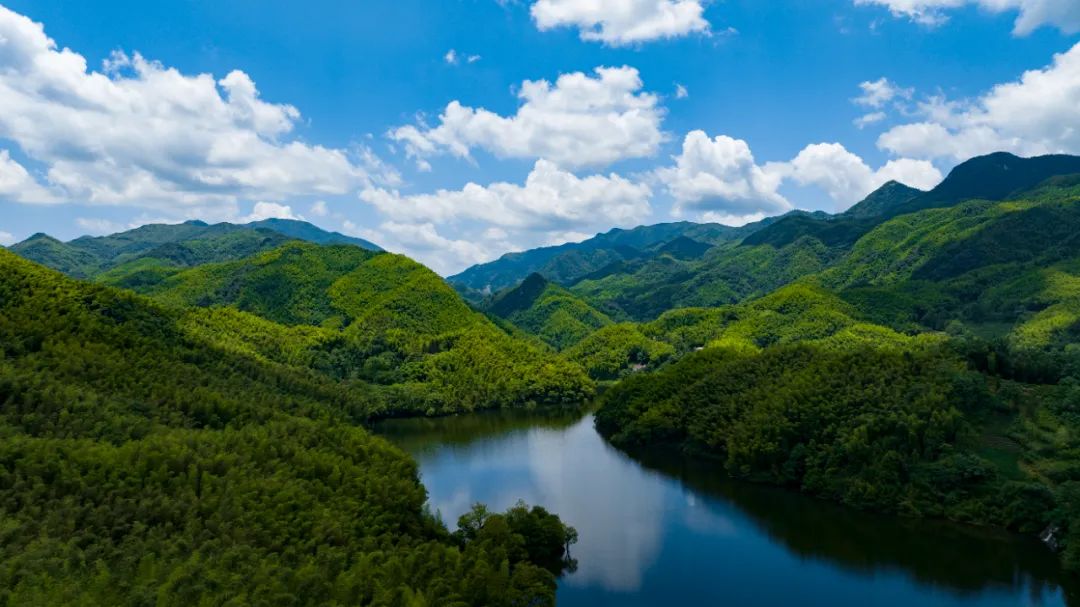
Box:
[1,0,1079,275]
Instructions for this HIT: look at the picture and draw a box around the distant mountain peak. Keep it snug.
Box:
[653,235,713,260]
[244,218,381,251]
[843,181,923,219]
[489,273,552,317]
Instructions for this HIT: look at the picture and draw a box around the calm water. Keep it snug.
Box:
[375,408,1078,607]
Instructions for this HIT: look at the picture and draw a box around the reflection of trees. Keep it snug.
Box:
[379,410,1079,606]
[373,406,588,453]
[627,448,1080,606]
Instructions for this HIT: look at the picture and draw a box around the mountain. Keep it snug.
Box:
[246,217,381,250]
[588,172,1080,571]
[563,152,1080,323]
[0,248,572,605]
[487,273,613,350]
[7,218,380,279]
[889,152,1080,218]
[650,235,714,260]
[131,241,593,413]
[842,181,923,219]
[448,221,752,297]
[6,232,102,277]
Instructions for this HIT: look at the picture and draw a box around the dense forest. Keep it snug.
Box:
[468,152,1080,573]
[7,150,1080,600]
[0,249,578,606]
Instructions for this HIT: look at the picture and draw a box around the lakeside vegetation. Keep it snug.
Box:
[0,248,578,606]
[6,151,1080,600]
[469,153,1080,574]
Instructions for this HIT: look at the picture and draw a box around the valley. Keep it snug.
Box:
[6,151,1080,605]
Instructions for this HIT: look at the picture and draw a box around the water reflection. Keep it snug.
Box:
[375,409,1078,607]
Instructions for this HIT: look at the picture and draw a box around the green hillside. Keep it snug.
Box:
[585,155,1080,573]
[8,219,380,280]
[0,249,575,606]
[842,181,923,219]
[487,273,613,350]
[554,154,1080,327]
[448,221,757,297]
[133,242,593,415]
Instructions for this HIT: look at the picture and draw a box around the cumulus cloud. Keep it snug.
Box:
[361,222,494,275]
[0,150,58,203]
[877,41,1080,162]
[854,77,912,108]
[655,131,792,220]
[243,202,302,222]
[0,230,16,246]
[778,143,942,209]
[389,66,665,170]
[675,83,689,99]
[657,131,942,217]
[530,0,710,45]
[309,200,329,217]
[359,159,652,273]
[0,5,387,215]
[854,0,1080,34]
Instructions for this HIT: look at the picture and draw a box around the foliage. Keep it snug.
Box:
[595,342,1057,531]
[448,221,747,296]
[129,243,594,415]
[487,274,612,351]
[9,218,379,282]
[0,249,578,605]
[562,324,675,380]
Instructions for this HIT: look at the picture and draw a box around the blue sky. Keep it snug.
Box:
[1,0,1079,274]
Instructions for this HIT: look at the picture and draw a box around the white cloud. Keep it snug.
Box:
[779,143,942,209]
[467,54,482,64]
[854,0,1080,34]
[0,150,57,203]
[360,159,652,273]
[309,200,329,217]
[362,222,493,275]
[75,217,125,235]
[530,0,710,45]
[657,131,943,217]
[444,49,459,65]
[877,41,1080,161]
[854,77,912,108]
[656,131,792,221]
[362,159,651,230]
[0,5,387,215]
[675,83,689,99]
[243,201,302,222]
[854,111,887,129]
[0,230,15,246]
[390,66,665,170]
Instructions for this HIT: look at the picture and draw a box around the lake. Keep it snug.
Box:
[375,408,1078,607]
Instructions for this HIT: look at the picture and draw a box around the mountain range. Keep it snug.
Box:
[6,150,1080,598]
[8,217,380,280]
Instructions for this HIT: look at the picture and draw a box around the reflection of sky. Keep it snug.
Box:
[396,415,1071,607]
[417,416,670,592]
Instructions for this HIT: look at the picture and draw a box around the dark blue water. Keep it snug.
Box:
[376,409,1077,607]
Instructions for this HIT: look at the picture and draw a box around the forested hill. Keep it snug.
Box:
[552,153,1080,323]
[460,153,1080,325]
[486,273,613,351]
[580,156,1080,575]
[0,248,577,606]
[112,241,594,415]
[447,220,761,297]
[7,218,380,279]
